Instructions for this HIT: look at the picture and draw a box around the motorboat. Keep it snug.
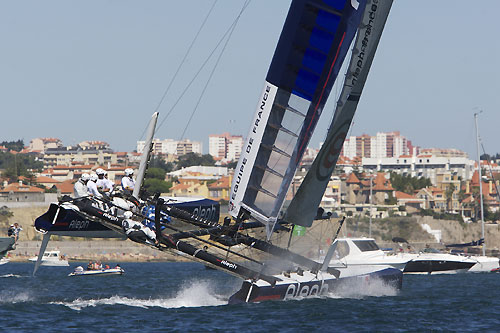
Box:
[0,258,9,265]
[327,238,409,275]
[29,250,69,266]
[466,255,499,273]
[398,248,477,274]
[68,265,124,277]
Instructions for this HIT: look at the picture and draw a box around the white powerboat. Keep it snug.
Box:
[68,265,124,277]
[327,238,409,276]
[467,255,500,272]
[29,250,69,266]
[397,248,477,274]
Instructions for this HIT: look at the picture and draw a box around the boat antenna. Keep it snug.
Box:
[474,110,485,256]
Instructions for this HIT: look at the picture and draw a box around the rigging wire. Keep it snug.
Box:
[179,0,252,140]
[156,0,252,135]
[138,0,219,141]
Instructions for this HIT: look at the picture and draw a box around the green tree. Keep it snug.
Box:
[390,172,432,194]
[176,153,215,169]
[143,178,172,194]
[150,155,174,173]
[146,167,166,180]
[0,139,24,152]
[445,184,456,212]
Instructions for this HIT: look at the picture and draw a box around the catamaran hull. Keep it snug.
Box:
[228,268,402,304]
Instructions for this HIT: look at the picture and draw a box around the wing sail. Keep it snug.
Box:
[229,0,367,237]
[285,0,394,227]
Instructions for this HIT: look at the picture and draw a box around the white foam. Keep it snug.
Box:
[0,274,24,278]
[0,290,34,304]
[327,277,399,299]
[53,280,227,311]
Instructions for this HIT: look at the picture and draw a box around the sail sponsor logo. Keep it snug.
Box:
[284,282,327,299]
[69,220,90,229]
[219,260,237,270]
[352,0,378,86]
[351,0,360,10]
[315,119,351,181]
[192,205,218,221]
[229,83,275,213]
[103,212,120,222]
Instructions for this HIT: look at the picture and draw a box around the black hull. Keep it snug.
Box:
[404,260,475,274]
[228,268,403,304]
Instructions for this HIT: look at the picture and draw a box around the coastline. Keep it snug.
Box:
[6,240,192,263]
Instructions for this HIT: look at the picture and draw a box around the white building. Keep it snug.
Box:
[361,155,475,185]
[137,139,202,156]
[209,133,243,161]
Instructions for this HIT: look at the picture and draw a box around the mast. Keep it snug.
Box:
[474,112,485,256]
[133,112,159,198]
[286,0,394,227]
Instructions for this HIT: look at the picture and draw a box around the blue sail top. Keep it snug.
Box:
[229,0,366,236]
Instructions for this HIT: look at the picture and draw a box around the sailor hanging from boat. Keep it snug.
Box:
[122,211,158,246]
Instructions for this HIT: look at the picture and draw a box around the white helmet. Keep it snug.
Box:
[125,168,134,176]
[81,173,90,181]
[96,168,105,175]
[90,173,98,182]
[123,211,133,219]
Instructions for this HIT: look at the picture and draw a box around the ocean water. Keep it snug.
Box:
[1,262,499,332]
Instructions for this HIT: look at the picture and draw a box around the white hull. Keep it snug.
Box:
[29,258,69,267]
[69,268,124,276]
[29,250,69,267]
[468,256,500,272]
[0,258,9,265]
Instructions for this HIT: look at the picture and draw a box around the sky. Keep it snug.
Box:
[0,0,499,158]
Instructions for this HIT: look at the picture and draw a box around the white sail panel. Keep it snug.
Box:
[229,83,278,220]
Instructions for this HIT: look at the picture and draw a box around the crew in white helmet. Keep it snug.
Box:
[122,211,157,245]
[121,168,135,195]
[96,168,113,195]
[87,173,102,198]
[74,173,90,198]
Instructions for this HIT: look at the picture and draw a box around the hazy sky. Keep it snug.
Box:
[1,1,499,158]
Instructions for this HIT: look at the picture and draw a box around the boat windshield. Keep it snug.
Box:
[334,240,350,259]
[353,240,379,252]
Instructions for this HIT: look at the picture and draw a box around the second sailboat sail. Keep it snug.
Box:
[229,0,367,237]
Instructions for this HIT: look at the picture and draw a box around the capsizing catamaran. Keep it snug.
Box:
[34,0,401,303]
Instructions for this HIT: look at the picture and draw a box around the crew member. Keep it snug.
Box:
[121,168,135,195]
[87,173,102,198]
[74,173,90,198]
[8,223,22,242]
[96,168,113,195]
[122,211,157,245]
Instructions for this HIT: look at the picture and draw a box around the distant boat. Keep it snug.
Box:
[68,265,124,277]
[326,238,409,275]
[400,248,476,274]
[29,250,69,267]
